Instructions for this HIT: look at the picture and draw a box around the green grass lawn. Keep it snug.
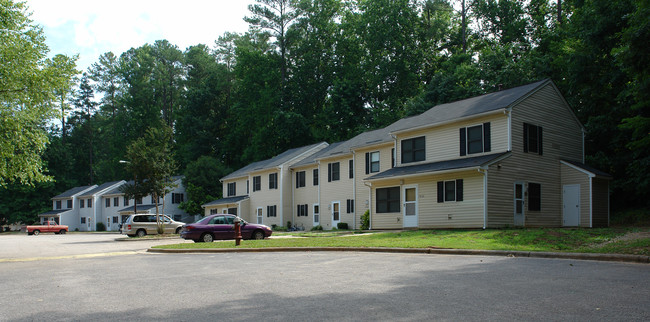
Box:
[154,227,650,255]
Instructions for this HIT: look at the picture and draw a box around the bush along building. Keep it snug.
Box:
[207,79,612,229]
[41,176,190,231]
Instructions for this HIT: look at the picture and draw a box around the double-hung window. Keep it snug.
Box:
[105,198,110,207]
[172,193,184,204]
[253,176,261,192]
[113,197,119,207]
[296,171,306,188]
[67,200,72,209]
[269,173,278,189]
[376,187,400,213]
[460,123,491,155]
[346,199,355,213]
[365,151,380,174]
[297,204,308,217]
[401,137,425,164]
[313,169,319,186]
[266,205,277,217]
[349,160,354,179]
[56,200,62,210]
[80,199,85,208]
[524,123,543,155]
[437,179,464,202]
[328,162,340,182]
[227,182,236,197]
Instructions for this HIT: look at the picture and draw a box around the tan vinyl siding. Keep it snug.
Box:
[249,168,286,228]
[370,171,485,229]
[353,144,394,229]
[560,163,590,227]
[318,157,355,229]
[487,84,584,227]
[222,178,248,197]
[203,200,251,222]
[396,113,508,167]
[292,165,320,229]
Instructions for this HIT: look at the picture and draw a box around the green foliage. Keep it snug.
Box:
[310,225,323,231]
[360,210,370,230]
[0,0,78,186]
[96,222,106,231]
[336,222,348,230]
[179,156,231,215]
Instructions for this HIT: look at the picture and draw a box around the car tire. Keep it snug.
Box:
[175,227,181,234]
[136,229,146,237]
[59,229,66,234]
[200,233,214,243]
[252,230,265,240]
[33,230,40,236]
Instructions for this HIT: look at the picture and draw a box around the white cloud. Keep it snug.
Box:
[25,0,254,71]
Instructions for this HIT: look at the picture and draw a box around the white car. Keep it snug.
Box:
[120,214,185,237]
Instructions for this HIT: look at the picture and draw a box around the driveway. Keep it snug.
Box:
[0,232,193,261]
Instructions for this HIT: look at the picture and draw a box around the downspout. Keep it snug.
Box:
[582,130,586,164]
[279,165,284,226]
[317,161,321,224]
[364,182,372,230]
[93,195,97,232]
[290,167,295,227]
[478,168,488,229]
[589,176,593,228]
[505,109,512,151]
[352,150,356,230]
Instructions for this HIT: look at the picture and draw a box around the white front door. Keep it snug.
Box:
[106,217,111,231]
[514,182,525,226]
[313,204,320,226]
[257,208,263,224]
[331,202,340,228]
[563,184,580,227]
[403,185,418,228]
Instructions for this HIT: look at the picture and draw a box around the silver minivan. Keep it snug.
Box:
[120,214,185,237]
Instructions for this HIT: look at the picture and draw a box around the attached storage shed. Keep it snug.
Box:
[560,160,612,227]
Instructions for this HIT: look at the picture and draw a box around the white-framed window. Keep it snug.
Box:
[365,151,380,174]
[524,123,543,155]
[227,182,236,197]
[253,176,261,192]
[269,173,278,189]
[328,162,340,182]
[401,137,425,163]
[296,171,306,188]
[113,197,119,207]
[297,204,308,217]
[266,205,277,217]
[460,123,491,156]
[437,179,464,203]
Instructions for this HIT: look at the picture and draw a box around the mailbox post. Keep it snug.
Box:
[234,216,242,246]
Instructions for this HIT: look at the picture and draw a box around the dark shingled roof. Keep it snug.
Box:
[202,195,250,207]
[561,160,613,179]
[366,152,510,181]
[117,204,157,213]
[390,79,550,133]
[39,209,71,216]
[52,185,96,199]
[222,142,327,180]
[78,181,124,197]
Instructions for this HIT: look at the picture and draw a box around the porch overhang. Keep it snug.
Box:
[201,195,250,208]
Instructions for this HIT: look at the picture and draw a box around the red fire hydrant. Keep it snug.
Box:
[234,216,242,246]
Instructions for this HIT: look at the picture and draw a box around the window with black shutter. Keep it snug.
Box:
[328,162,340,182]
[349,159,354,178]
[253,176,261,192]
[461,123,491,155]
[524,123,543,155]
[313,169,319,186]
[437,179,464,203]
[296,171,306,188]
[528,183,541,211]
[269,173,278,189]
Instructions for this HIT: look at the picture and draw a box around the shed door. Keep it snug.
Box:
[563,184,580,227]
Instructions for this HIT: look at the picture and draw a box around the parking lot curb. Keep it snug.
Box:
[147,247,650,264]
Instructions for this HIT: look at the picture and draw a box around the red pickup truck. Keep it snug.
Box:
[26,221,69,235]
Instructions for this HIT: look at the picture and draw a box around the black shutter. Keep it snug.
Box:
[328,163,332,182]
[456,179,464,202]
[460,128,467,156]
[523,123,529,153]
[538,127,543,155]
[483,122,491,152]
[365,152,369,174]
[437,181,444,203]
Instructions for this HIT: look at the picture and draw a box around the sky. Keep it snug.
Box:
[25,0,256,72]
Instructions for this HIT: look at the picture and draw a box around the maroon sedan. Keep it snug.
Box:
[180,214,273,243]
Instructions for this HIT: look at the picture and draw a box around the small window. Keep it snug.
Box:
[172,193,184,204]
[437,179,464,203]
[253,176,261,192]
[80,199,85,208]
[266,205,277,217]
[81,217,86,224]
[349,159,354,179]
[124,197,129,206]
[136,197,143,205]
[524,123,543,155]
[113,197,119,207]
[366,152,380,174]
[297,204,308,217]
[313,169,319,186]
[227,182,236,197]
[66,200,72,209]
[528,183,541,211]
[269,173,278,189]
[328,162,340,182]
[105,198,110,208]
[296,171,306,188]
[460,123,491,156]
[87,199,92,208]
[401,137,425,164]
[346,199,355,213]
[56,200,62,210]
[113,216,118,224]
[376,187,400,213]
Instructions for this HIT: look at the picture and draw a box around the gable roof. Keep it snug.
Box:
[78,181,125,198]
[366,152,511,181]
[390,79,550,134]
[222,142,327,180]
[561,160,612,179]
[52,185,96,199]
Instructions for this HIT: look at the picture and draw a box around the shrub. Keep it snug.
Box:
[360,210,370,230]
[337,222,349,230]
[287,221,292,229]
[96,222,106,231]
[311,225,323,231]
